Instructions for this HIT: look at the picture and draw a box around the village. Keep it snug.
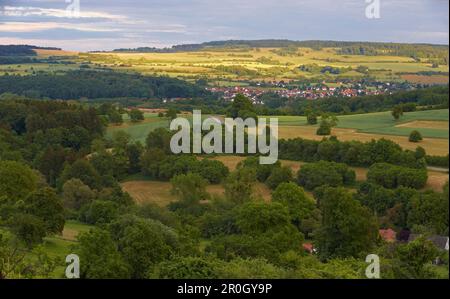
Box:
[206,83,389,103]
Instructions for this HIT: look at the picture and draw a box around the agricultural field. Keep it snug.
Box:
[69,47,449,83]
[262,109,449,156]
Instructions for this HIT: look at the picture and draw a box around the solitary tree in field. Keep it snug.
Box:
[316,114,338,136]
[165,108,178,121]
[409,130,423,143]
[392,105,404,121]
[307,112,318,125]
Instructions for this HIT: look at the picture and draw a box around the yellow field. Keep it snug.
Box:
[121,179,272,206]
[34,49,78,57]
[121,181,178,206]
[278,126,449,156]
[426,171,450,192]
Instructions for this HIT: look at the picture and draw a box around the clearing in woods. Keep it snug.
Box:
[120,179,272,206]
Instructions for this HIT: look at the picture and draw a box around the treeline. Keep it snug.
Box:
[279,136,427,169]
[0,45,61,56]
[337,43,448,63]
[0,71,210,100]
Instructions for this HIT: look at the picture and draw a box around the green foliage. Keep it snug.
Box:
[395,236,440,278]
[80,200,119,225]
[367,163,428,189]
[170,173,209,204]
[392,105,404,120]
[24,187,65,234]
[238,157,280,182]
[315,187,378,260]
[228,94,255,118]
[76,229,131,279]
[59,159,101,190]
[0,160,38,202]
[407,191,449,235]
[149,256,221,279]
[224,167,257,203]
[236,202,291,234]
[409,130,423,143]
[0,71,209,100]
[146,128,173,154]
[129,109,144,122]
[9,214,47,248]
[165,108,178,120]
[265,166,293,190]
[316,114,338,136]
[355,182,417,228]
[0,234,57,279]
[297,161,355,190]
[307,113,318,125]
[280,137,427,169]
[272,182,316,225]
[195,159,229,184]
[109,216,179,278]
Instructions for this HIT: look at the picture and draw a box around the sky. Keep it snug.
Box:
[0,0,448,51]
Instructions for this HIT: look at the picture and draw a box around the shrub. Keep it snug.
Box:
[409,130,423,143]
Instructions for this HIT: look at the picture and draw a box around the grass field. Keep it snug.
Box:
[107,113,169,143]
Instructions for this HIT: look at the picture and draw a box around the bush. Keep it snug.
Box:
[265,166,293,189]
[307,113,318,125]
[409,130,423,143]
[129,109,144,122]
[316,122,331,136]
[195,159,229,184]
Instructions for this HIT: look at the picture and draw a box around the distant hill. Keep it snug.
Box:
[0,45,62,56]
[111,39,449,64]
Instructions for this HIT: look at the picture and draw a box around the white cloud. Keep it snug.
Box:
[0,21,122,32]
[0,6,127,20]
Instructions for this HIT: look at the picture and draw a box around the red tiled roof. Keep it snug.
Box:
[379,229,396,242]
[303,243,314,253]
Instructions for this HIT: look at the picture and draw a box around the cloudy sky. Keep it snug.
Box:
[0,0,448,51]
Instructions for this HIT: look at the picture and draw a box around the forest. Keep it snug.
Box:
[0,71,210,100]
